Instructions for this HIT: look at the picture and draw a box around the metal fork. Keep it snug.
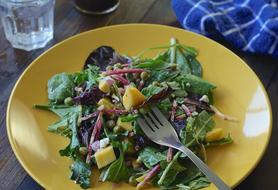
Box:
[137,107,231,190]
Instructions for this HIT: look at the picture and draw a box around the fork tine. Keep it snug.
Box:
[147,112,161,129]
[137,117,155,134]
[142,114,156,131]
[151,107,172,125]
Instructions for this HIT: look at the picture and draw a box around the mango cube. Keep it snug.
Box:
[99,80,111,93]
[123,86,146,110]
[94,146,116,169]
[97,98,114,109]
[136,174,147,182]
[117,118,133,131]
[205,128,223,142]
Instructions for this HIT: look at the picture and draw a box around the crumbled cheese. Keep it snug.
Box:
[99,138,110,149]
[192,111,199,116]
[185,82,191,87]
[112,93,120,102]
[199,95,209,103]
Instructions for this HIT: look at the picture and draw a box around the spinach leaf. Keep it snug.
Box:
[157,98,172,112]
[180,45,198,57]
[135,48,170,70]
[47,73,75,103]
[176,48,191,75]
[188,57,202,77]
[70,159,92,189]
[148,69,179,85]
[205,134,233,147]
[136,59,167,69]
[119,114,138,122]
[100,150,130,182]
[139,147,167,168]
[141,84,167,97]
[177,74,216,95]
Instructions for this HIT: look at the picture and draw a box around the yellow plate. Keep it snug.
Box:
[6,24,272,190]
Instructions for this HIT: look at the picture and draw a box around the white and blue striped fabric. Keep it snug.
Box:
[172,0,278,57]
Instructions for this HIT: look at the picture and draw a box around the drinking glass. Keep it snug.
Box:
[0,0,55,51]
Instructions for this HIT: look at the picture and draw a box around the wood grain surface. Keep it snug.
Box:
[0,0,277,189]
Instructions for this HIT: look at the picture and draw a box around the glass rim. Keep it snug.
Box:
[1,0,54,3]
[74,0,120,15]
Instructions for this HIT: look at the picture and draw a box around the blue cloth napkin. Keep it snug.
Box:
[172,0,278,57]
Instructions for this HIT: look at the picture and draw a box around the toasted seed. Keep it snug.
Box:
[113,125,123,133]
[79,147,88,155]
[129,176,138,186]
[106,120,116,128]
[132,159,141,169]
[140,71,150,80]
[106,65,113,71]
[64,97,74,106]
[169,63,177,71]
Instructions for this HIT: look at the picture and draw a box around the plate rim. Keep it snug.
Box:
[6,23,273,189]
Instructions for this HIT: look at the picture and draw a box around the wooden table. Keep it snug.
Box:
[0,0,277,189]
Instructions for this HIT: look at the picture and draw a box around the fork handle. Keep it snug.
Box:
[177,145,231,190]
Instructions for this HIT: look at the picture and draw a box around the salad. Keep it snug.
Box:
[35,38,236,190]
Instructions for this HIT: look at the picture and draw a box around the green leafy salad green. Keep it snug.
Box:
[35,38,235,189]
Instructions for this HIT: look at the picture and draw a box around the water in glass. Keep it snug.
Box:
[0,0,55,51]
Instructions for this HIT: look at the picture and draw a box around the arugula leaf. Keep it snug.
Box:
[59,142,77,157]
[205,134,233,147]
[139,147,167,168]
[70,159,91,189]
[180,111,215,146]
[33,104,69,110]
[159,160,186,186]
[180,117,195,146]
[175,161,202,185]
[100,149,130,182]
[177,177,210,190]
[49,106,81,118]
[68,113,80,149]
[158,151,180,185]
[73,65,99,89]
[177,74,216,95]
[192,111,214,142]
[36,105,82,151]
[47,73,75,103]
[48,117,70,137]
[85,65,100,90]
